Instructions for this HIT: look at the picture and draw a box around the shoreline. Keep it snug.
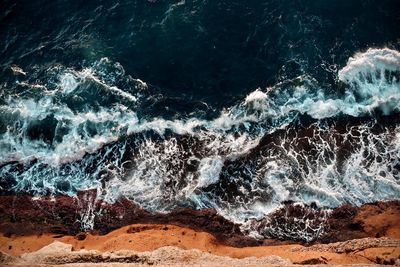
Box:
[0,195,399,265]
[1,192,399,244]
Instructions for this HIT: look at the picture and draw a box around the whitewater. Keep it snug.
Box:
[0,47,399,239]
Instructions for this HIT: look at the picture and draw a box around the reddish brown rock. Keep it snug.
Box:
[0,192,257,247]
[319,200,400,243]
[0,192,398,246]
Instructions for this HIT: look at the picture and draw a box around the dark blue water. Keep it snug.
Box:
[2,0,399,107]
[0,0,399,240]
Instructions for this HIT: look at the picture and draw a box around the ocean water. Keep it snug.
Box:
[1,0,399,239]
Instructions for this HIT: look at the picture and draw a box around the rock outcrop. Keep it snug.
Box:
[0,191,399,246]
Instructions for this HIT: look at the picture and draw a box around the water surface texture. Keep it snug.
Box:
[1,0,399,240]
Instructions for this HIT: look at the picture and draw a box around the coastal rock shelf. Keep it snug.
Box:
[0,192,398,246]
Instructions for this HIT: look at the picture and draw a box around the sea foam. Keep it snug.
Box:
[1,48,399,237]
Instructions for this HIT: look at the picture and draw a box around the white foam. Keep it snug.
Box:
[337,48,400,116]
[262,161,293,203]
[6,49,397,167]
[338,48,400,82]
[226,48,400,121]
[0,97,138,165]
[128,118,204,136]
[59,68,137,102]
[197,157,224,188]
[2,49,400,235]
[10,65,27,76]
[59,73,79,94]
[244,89,269,110]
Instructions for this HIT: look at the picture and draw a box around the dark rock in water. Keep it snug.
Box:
[26,115,58,145]
[206,114,400,209]
[250,202,330,242]
[0,192,258,247]
[319,200,400,243]
[0,192,398,246]
[250,199,400,244]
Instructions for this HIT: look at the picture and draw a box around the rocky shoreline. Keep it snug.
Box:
[0,194,399,265]
[0,192,399,246]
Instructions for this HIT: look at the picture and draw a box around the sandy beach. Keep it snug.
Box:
[1,199,399,266]
[1,224,399,266]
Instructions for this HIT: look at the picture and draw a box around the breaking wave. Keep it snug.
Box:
[0,48,399,240]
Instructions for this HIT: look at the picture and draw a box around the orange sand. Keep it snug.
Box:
[1,224,399,265]
[1,201,400,265]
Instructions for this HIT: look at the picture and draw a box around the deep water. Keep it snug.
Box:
[0,0,399,241]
